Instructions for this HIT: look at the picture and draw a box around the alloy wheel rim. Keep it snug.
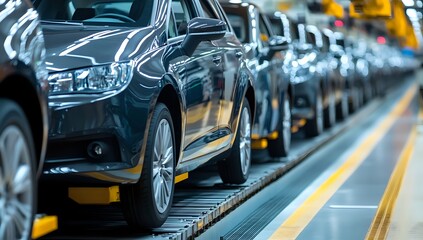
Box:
[282,98,291,151]
[239,106,251,175]
[0,126,33,240]
[153,119,174,214]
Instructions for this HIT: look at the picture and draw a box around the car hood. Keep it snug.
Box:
[42,25,155,72]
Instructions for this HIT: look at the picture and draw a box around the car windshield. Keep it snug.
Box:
[33,0,153,27]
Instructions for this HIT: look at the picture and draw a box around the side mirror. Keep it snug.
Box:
[181,17,227,57]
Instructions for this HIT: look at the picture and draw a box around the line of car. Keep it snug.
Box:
[0,0,419,238]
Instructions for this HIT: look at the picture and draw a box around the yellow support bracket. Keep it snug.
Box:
[385,0,419,49]
[32,215,58,239]
[69,173,190,205]
[268,131,279,140]
[322,0,345,19]
[69,186,120,205]
[350,0,393,19]
[252,139,268,150]
[175,172,188,183]
[385,0,407,38]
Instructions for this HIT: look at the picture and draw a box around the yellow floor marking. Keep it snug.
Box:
[365,128,416,240]
[269,85,417,240]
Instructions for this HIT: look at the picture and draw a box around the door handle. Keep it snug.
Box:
[235,51,243,58]
[212,56,222,65]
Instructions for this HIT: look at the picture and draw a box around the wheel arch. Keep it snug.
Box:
[156,83,183,165]
[0,62,48,175]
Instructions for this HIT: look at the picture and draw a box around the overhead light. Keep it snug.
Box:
[406,8,418,19]
[402,0,415,7]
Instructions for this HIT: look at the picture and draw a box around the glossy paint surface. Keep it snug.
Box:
[36,0,254,183]
[0,1,49,239]
[222,2,289,138]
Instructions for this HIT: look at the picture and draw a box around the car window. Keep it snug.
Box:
[322,34,330,53]
[171,0,194,36]
[211,0,231,29]
[168,9,178,39]
[199,0,228,31]
[269,14,292,42]
[258,14,271,47]
[200,0,219,19]
[290,21,299,41]
[33,0,154,27]
[270,18,283,37]
[226,14,246,43]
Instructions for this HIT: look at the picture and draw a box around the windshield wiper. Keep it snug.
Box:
[40,20,83,26]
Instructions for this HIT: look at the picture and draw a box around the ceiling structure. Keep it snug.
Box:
[248,0,423,51]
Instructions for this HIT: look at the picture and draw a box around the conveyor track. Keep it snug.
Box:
[40,78,414,240]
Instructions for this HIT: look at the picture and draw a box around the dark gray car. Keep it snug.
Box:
[34,0,256,229]
[221,2,292,158]
[0,0,49,239]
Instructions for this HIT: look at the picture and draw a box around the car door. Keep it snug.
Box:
[256,11,282,135]
[170,0,224,162]
[198,0,242,133]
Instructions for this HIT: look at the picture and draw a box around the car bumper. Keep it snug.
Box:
[43,89,150,184]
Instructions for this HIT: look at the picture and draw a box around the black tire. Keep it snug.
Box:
[336,90,349,121]
[305,90,324,138]
[121,103,176,229]
[349,87,360,113]
[268,93,291,158]
[218,99,251,184]
[0,99,36,240]
[364,82,373,103]
[324,89,336,128]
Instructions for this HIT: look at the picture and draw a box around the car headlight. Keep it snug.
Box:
[48,61,133,94]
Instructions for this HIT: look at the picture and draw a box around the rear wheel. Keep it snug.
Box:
[218,99,251,184]
[0,99,36,240]
[305,90,324,138]
[268,93,291,158]
[121,103,175,229]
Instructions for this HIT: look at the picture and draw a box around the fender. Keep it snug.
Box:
[229,62,255,146]
[128,71,185,181]
[0,60,49,177]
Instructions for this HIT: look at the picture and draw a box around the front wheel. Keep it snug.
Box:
[121,103,175,229]
[268,93,291,158]
[0,99,36,240]
[218,99,252,184]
